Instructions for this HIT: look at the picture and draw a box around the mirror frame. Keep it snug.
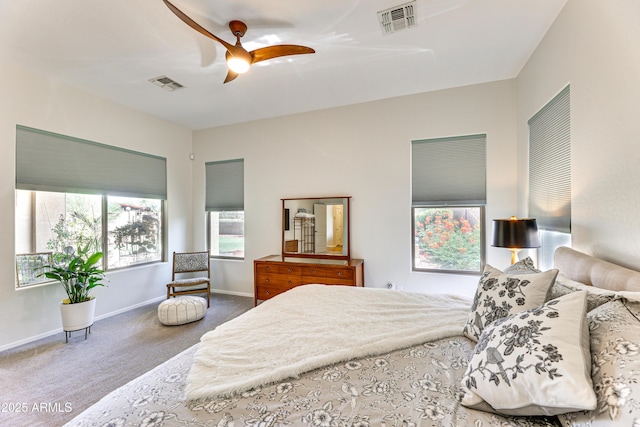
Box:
[281,196,351,260]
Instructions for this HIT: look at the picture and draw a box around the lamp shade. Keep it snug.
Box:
[491,218,541,249]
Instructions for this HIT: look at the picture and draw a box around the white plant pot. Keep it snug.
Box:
[59,298,96,332]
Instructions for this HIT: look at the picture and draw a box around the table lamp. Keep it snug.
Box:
[491,217,541,264]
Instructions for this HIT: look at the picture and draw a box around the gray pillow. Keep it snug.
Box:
[548,275,617,312]
[558,297,640,426]
[503,257,540,274]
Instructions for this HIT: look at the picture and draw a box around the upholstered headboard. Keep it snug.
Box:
[554,246,640,292]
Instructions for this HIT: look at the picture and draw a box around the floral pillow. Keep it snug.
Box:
[502,259,615,312]
[463,265,559,341]
[503,258,618,312]
[460,291,596,416]
[558,298,640,426]
[547,275,617,312]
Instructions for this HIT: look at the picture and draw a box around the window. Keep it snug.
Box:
[208,211,245,258]
[15,126,166,287]
[16,191,102,287]
[206,159,244,259]
[413,206,484,272]
[529,85,571,270]
[107,196,163,269]
[411,134,486,273]
[15,192,163,282]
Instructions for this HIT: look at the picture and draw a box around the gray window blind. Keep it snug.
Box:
[412,134,486,205]
[16,125,167,199]
[528,85,571,233]
[205,159,244,211]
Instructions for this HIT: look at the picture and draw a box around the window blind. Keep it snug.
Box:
[411,134,486,205]
[528,86,571,233]
[205,159,244,211]
[15,125,167,199]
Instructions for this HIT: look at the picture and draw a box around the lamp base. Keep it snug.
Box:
[509,248,520,265]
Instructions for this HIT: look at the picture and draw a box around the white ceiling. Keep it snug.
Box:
[0,0,567,130]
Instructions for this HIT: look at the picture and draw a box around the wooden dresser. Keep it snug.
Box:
[253,255,364,305]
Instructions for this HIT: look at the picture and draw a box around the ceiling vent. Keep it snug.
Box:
[378,1,417,35]
[149,75,185,92]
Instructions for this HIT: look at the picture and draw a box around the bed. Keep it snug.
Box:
[65,247,640,427]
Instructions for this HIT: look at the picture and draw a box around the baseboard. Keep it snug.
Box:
[93,296,166,322]
[0,329,63,353]
[211,289,253,298]
[0,295,167,353]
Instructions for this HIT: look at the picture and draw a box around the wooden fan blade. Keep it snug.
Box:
[223,70,239,84]
[223,51,240,83]
[250,45,315,65]
[162,0,239,54]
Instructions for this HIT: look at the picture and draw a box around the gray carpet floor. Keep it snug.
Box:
[0,293,253,427]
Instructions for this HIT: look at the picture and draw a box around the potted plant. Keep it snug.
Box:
[38,250,106,334]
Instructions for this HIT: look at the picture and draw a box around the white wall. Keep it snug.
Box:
[193,79,519,298]
[516,0,640,269]
[0,64,194,350]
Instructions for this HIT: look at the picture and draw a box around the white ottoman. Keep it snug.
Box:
[158,296,207,326]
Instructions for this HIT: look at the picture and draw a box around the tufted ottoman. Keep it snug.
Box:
[158,296,207,326]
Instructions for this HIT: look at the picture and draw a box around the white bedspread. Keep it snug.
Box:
[186,284,472,400]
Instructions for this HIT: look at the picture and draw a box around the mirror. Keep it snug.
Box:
[282,196,351,260]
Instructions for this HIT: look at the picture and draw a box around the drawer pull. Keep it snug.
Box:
[311,269,316,273]
[287,268,292,273]
[265,267,271,272]
[288,280,292,285]
[265,278,270,283]
[337,271,343,276]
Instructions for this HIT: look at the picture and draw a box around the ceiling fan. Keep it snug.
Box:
[162,0,315,83]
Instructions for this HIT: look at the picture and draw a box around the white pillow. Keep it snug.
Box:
[558,297,640,426]
[463,265,558,342]
[461,291,596,416]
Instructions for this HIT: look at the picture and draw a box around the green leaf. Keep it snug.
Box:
[86,252,103,267]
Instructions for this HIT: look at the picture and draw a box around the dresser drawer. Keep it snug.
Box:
[255,272,300,288]
[301,266,327,277]
[256,263,302,275]
[327,267,353,280]
[301,276,354,286]
[256,284,294,301]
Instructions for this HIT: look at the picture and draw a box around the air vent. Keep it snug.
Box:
[378,1,417,35]
[149,75,185,92]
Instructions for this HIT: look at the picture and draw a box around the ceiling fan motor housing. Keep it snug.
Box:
[229,20,248,38]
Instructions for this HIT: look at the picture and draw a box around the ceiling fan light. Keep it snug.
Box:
[227,57,251,74]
